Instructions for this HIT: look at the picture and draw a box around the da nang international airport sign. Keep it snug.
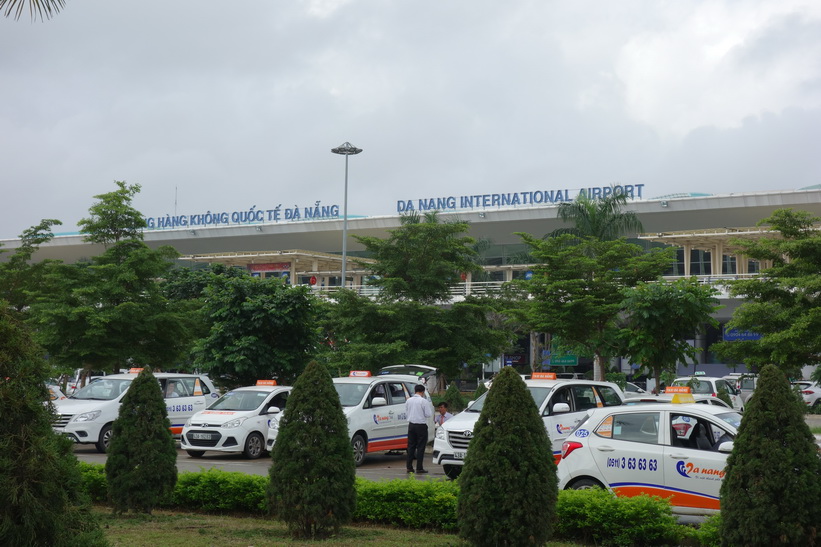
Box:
[723,327,762,341]
[144,184,647,230]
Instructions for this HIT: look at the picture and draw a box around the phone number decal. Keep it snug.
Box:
[167,404,193,413]
[606,457,658,471]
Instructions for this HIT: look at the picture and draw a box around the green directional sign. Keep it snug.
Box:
[549,354,578,367]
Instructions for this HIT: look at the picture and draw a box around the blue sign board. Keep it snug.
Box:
[723,327,762,342]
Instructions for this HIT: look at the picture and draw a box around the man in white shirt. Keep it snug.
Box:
[406,384,433,473]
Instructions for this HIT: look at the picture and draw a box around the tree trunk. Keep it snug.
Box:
[593,353,606,381]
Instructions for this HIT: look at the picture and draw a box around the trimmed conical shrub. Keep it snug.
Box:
[720,364,821,545]
[268,361,356,539]
[444,381,468,412]
[105,367,178,514]
[458,366,558,546]
[472,380,488,399]
[0,305,107,546]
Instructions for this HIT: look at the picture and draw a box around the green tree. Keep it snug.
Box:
[354,211,479,304]
[620,278,721,393]
[194,273,316,386]
[316,292,513,380]
[457,366,557,545]
[0,303,107,546]
[78,181,147,246]
[519,233,675,380]
[105,367,178,514]
[0,218,62,315]
[28,183,194,378]
[713,209,821,376]
[268,361,356,539]
[551,190,643,240]
[720,364,821,545]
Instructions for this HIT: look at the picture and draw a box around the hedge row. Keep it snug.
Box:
[78,462,721,546]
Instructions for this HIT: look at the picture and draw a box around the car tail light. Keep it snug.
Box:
[561,441,584,459]
[801,390,813,395]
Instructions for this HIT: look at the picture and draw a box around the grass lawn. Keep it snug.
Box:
[94,507,464,546]
[94,507,582,546]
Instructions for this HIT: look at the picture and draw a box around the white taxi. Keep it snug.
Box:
[180,380,291,459]
[432,373,626,479]
[52,369,219,452]
[557,393,742,516]
[266,371,433,466]
[670,375,744,411]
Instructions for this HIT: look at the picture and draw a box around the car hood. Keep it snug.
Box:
[188,409,256,425]
[53,398,118,414]
[440,409,480,432]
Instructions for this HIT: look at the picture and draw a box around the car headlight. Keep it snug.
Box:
[221,418,246,429]
[73,410,102,423]
[269,417,280,430]
[435,427,446,440]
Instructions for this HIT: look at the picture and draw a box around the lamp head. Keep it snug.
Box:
[331,142,363,155]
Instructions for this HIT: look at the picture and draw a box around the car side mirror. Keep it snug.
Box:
[552,402,571,414]
[371,397,387,407]
[266,407,281,415]
[717,441,734,453]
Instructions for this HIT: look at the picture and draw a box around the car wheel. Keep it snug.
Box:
[95,424,113,453]
[443,464,462,480]
[569,478,603,490]
[243,432,265,459]
[186,450,205,458]
[351,434,366,467]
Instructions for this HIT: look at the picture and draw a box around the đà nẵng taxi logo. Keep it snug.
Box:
[676,460,726,479]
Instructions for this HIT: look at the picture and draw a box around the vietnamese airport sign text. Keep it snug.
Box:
[145,184,646,230]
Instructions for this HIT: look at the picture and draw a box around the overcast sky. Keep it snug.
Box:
[2,0,820,239]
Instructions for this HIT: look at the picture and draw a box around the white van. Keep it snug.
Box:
[670,376,744,411]
[52,369,218,452]
[433,373,626,479]
[266,371,434,466]
[181,381,291,459]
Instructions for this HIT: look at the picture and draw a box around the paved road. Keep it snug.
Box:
[74,415,820,478]
[73,443,446,481]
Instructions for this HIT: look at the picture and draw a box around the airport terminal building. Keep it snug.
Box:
[4,184,820,378]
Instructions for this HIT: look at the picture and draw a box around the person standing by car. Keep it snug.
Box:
[435,402,453,427]
[406,384,433,473]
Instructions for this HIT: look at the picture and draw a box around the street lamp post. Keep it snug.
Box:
[331,142,363,288]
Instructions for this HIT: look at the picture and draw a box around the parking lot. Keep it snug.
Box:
[73,443,445,481]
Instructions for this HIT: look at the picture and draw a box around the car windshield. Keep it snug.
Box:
[334,383,370,407]
[466,386,552,413]
[714,411,743,430]
[70,378,132,401]
[208,390,270,411]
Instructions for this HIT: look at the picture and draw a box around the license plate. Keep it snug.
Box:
[192,432,212,440]
[454,451,466,460]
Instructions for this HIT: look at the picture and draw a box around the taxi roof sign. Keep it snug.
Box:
[349,371,372,377]
[671,393,697,404]
[665,386,692,394]
[531,372,557,380]
[128,368,144,374]
[256,379,278,386]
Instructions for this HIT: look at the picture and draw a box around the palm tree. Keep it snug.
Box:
[549,190,643,241]
[1,0,64,21]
